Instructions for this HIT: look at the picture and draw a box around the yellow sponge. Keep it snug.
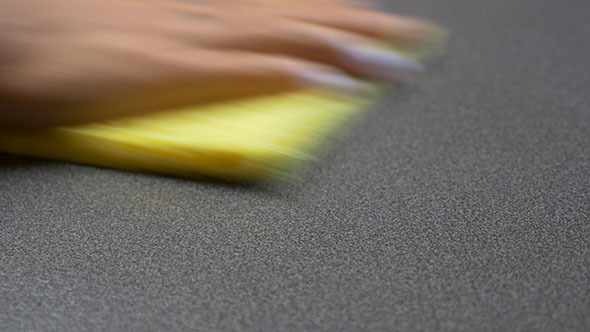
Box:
[0,90,372,181]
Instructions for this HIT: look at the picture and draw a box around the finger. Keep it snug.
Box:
[113,48,376,105]
[159,18,424,82]
[273,6,447,46]
[162,0,445,46]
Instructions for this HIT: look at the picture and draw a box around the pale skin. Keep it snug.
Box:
[0,0,445,128]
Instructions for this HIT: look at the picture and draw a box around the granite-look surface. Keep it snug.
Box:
[1,0,589,331]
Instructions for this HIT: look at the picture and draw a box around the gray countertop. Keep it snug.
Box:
[1,0,589,331]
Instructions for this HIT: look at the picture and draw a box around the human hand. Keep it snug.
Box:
[0,0,446,127]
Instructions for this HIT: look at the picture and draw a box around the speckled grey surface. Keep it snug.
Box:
[1,0,589,331]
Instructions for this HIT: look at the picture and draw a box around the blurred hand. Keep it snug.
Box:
[0,0,445,127]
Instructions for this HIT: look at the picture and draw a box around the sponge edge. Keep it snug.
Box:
[0,90,373,181]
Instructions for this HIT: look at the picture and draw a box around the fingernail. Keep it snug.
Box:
[344,44,424,82]
[296,69,378,97]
